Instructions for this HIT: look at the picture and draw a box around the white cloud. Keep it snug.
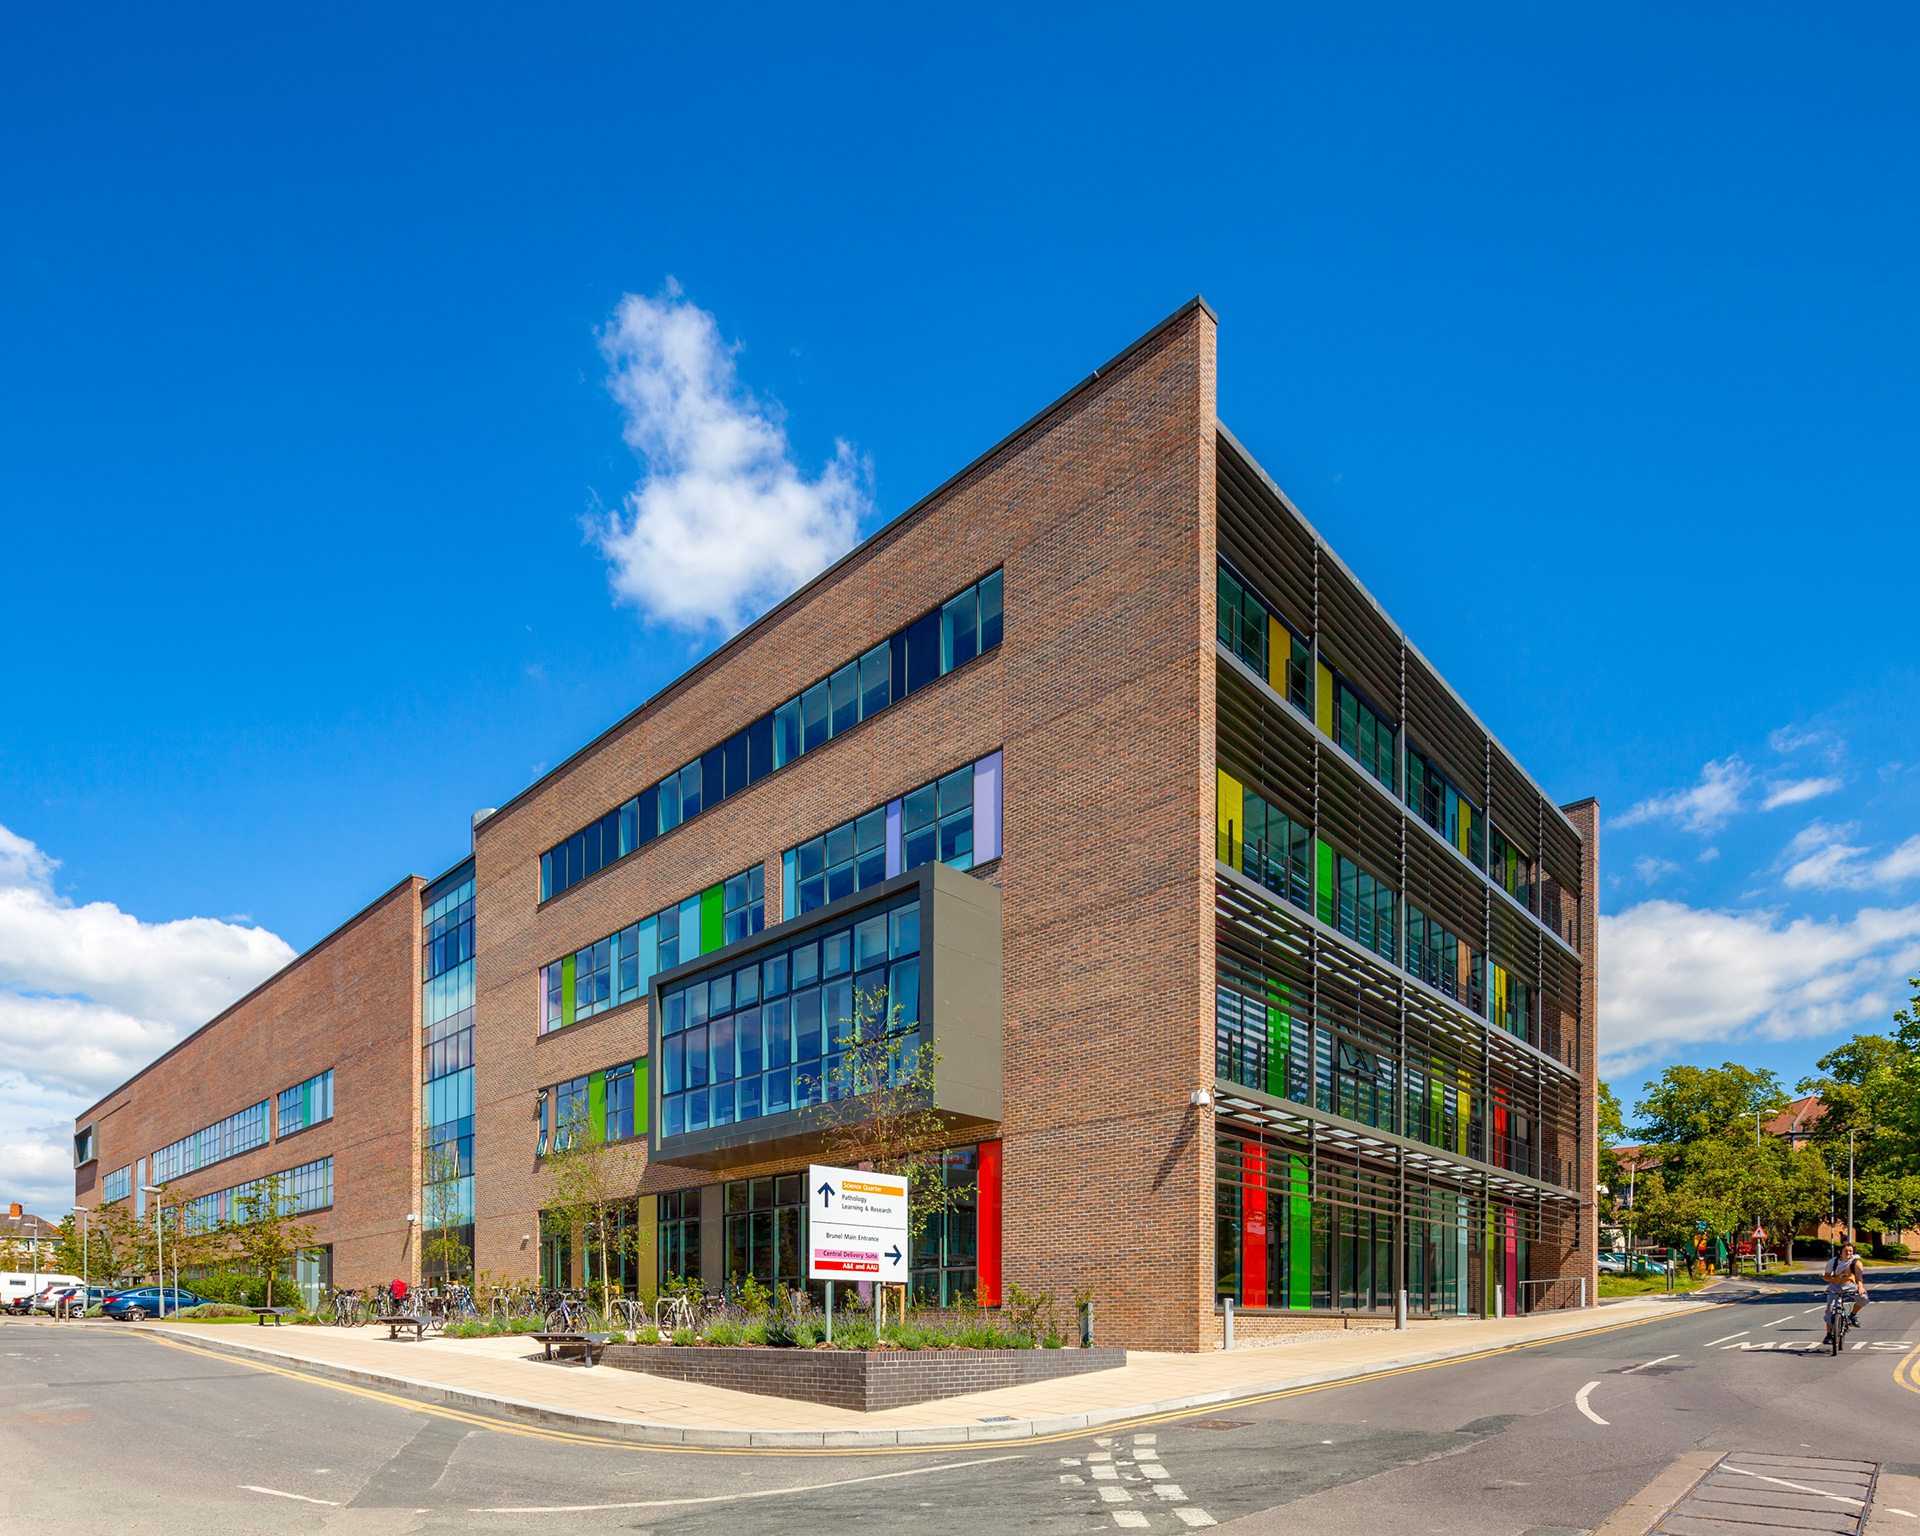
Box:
[1778,821,1920,892]
[0,823,294,1217]
[1634,856,1682,884]
[589,280,871,634]
[1613,757,1752,834]
[1762,776,1844,810]
[1600,897,1920,1076]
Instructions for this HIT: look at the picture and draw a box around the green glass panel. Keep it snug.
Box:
[634,1058,649,1136]
[561,954,576,1028]
[1288,1154,1311,1309]
[1265,984,1289,1100]
[589,1070,606,1143]
[1315,839,1334,925]
[701,883,723,954]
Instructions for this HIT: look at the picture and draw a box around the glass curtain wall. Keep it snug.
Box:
[422,862,476,1279]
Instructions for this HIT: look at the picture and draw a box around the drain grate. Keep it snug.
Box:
[1181,1419,1252,1431]
[1652,1450,1878,1535]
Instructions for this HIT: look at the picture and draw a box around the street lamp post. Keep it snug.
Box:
[70,1206,88,1313]
[1846,1129,1856,1248]
[140,1188,169,1318]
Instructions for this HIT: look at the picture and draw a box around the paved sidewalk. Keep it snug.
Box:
[108,1292,1719,1449]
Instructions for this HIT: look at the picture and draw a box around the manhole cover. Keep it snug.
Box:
[1652,1450,1878,1534]
[1182,1419,1252,1431]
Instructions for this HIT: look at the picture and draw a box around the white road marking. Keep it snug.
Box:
[1134,1434,1156,1445]
[240,1487,340,1506]
[1156,1486,1188,1501]
[1099,1486,1132,1503]
[1705,1331,1750,1346]
[1060,1457,1082,1466]
[472,1454,1028,1513]
[1722,1467,1864,1507]
[1093,1465,1119,1480]
[1574,1381,1607,1425]
[1113,1513,1149,1529]
[1885,1508,1915,1518]
[1088,1451,1112,1461]
[1140,1464,1169,1479]
[1175,1510,1217,1528]
[1621,1355,1678,1373]
[1060,1474,1085,1485]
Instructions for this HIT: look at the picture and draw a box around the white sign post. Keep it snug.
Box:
[808,1164,910,1342]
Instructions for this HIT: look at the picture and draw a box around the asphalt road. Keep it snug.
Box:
[1,1266,1914,1536]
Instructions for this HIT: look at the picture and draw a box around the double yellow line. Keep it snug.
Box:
[143,1307,1709,1458]
[1895,1343,1920,1397]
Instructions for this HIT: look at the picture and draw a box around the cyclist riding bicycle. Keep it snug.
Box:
[1824,1240,1868,1325]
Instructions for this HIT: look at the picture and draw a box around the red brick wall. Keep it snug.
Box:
[468,302,1222,1347]
[73,878,423,1291]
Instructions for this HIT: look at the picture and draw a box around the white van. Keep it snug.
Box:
[2,1272,81,1313]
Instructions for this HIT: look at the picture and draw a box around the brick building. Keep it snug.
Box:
[73,299,1598,1348]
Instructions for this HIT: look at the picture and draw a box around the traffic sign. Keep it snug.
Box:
[807,1164,909,1283]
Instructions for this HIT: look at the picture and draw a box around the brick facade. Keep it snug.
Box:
[74,298,1595,1350]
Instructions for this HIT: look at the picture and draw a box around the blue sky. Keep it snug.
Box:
[3,6,1918,1209]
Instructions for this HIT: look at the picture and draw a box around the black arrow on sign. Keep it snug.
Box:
[886,1245,902,1265]
[818,1181,835,1207]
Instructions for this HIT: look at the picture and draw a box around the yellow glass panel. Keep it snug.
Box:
[1266,615,1286,693]
[1216,768,1244,870]
[1315,662,1334,737]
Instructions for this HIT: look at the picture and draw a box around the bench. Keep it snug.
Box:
[532,1331,612,1367]
[250,1307,300,1326]
[376,1313,429,1341]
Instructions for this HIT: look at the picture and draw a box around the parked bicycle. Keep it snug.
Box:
[330,1288,369,1327]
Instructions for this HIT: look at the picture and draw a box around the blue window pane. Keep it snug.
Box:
[711,1017,734,1081]
[798,835,826,880]
[830,662,860,735]
[822,930,851,977]
[736,1006,762,1076]
[689,981,709,1026]
[979,569,1003,650]
[824,978,853,1051]
[855,807,885,853]
[826,865,856,904]
[764,997,790,1066]
[658,775,682,833]
[722,733,748,798]
[905,610,940,693]
[687,1088,708,1130]
[664,1035,685,1094]
[737,1075,760,1121]
[766,1068,790,1113]
[685,1025,709,1086]
[736,964,759,1006]
[763,953,788,995]
[712,1082,733,1126]
[540,852,552,901]
[663,990,686,1034]
[795,1066,821,1108]
[891,903,920,957]
[801,681,830,752]
[774,698,802,766]
[859,642,890,719]
[856,850,886,890]
[903,826,936,871]
[792,942,818,987]
[824,821,855,868]
[855,915,889,970]
[941,587,978,672]
[792,987,821,1059]
[938,767,974,817]
[940,810,974,867]
[799,876,826,913]
[679,759,702,819]
[890,959,921,1029]
[711,972,733,1015]
[666,1095,685,1137]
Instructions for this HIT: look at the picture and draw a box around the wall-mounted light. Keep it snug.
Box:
[1190,1089,1212,1108]
[405,1213,418,1224]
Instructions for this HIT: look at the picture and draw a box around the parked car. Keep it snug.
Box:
[1,1272,81,1313]
[100,1287,207,1321]
[33,1285,116,1315]
[1598,1253,1627,1275]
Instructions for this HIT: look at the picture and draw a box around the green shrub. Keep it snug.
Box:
[174,1302,254,1319]
[671,1327,696,1347]
[635,1324,660,1345]
[191,1275,269,1308]
[1874,1242,1910,1260]
[509,1316,544,1334]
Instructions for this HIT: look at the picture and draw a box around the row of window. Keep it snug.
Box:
[659,894,923,1140]
[102,1165,130,1203]
[1217,563,1312,713]
[782,751,1002,918]
[151,1099,271,1184]
[541,570,1005,901]
[181,1156,335,1230]
[540,1058,646,1153]
[1319,845,1398,965]
[1220,563,1574,949]
[278,1070,334,1136]
[423,873,474,983]
[1406,904,1486,1016]
[539,868,765,1034]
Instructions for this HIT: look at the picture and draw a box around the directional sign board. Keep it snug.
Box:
[807,1164,910,1283]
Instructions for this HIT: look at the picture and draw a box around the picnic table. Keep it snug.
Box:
[250,1306,300,1326]
[376,1313,430,1341]
[532,1331,612,1367]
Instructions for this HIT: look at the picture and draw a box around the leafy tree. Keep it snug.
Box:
[1634,1062,1787,1149]
[542,1099,643,1307]
[1797,990,1920,1243]
[421,1136,472,1281]
[1598,1080,1628,1145]
[814,984,972,1255]
[223,1173,317,1308]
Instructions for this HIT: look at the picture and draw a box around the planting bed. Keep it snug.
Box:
[602,1343,1127,1412]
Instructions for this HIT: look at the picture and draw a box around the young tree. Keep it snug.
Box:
[813,984,973,1259]
[541,1100,641,1308]
[421,1136,472,1282]
[224,1173,317,1308]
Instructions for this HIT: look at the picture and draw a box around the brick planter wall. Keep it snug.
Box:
[601,1344,1127,1412]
